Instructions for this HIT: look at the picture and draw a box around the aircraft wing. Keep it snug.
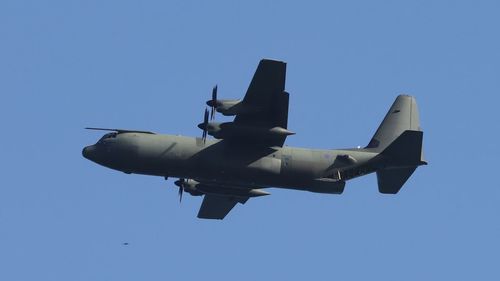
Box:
[197,194,249,220]
[233,59,290,146]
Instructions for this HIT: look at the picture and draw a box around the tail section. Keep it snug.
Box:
[367,95,427,194]
[380,130,425,167]
[366,95,422,152]
[376,130,426,194]
[377,167,417,194]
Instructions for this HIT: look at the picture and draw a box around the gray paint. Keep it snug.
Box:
[82,59,427,219]
[83,132,391,192]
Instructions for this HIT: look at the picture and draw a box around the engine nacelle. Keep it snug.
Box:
[196,184,270,198]
[306,178,346,194]
[207,99,264,116]
[175,179,271,198]
[175,179,203,196]
[207,99,239,115]
[203,122,294,140]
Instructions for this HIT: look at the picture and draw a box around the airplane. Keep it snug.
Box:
[82,59,427,220]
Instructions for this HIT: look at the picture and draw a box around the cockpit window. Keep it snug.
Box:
[98,132,118,143]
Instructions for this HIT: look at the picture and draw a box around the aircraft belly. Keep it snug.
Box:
[131,135,362,191]
[193,154,282,185]
[178,144,328,189]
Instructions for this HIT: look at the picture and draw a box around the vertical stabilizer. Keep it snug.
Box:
[366,95,421,152]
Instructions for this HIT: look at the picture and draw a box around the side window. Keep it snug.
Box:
[98,132,118,143]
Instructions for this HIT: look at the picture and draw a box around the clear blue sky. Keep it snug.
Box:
[1,1,499,280]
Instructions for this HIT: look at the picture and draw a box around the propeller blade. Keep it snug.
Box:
[176,178,185,203]
[212,85,217,101]
[178,187,183,202]
[174,178,184,187]
[211,85,217,120]
[203,108,209,143]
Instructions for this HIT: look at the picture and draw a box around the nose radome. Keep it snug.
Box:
[82,146,89,159]
[82,145,94,159]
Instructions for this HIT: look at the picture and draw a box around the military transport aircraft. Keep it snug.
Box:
[82,59,427,220]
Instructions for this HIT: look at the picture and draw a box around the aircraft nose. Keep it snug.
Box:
[82,145,95,160]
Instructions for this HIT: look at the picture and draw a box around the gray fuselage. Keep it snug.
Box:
[83,132,383,194]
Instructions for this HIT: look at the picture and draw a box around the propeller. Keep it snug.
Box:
[174,178,185,203]
[178,184,183,202]
[210,85,217,120]
[200,108,209,143]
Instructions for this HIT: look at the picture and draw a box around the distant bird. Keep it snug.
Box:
[122,242,129,246]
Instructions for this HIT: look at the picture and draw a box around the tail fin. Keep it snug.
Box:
[376,130,427,194]
[366,95,422,152]
[367,95,427,194]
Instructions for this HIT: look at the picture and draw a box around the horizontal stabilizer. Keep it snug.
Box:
[377,167,417,194]
[376,130,426,194]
